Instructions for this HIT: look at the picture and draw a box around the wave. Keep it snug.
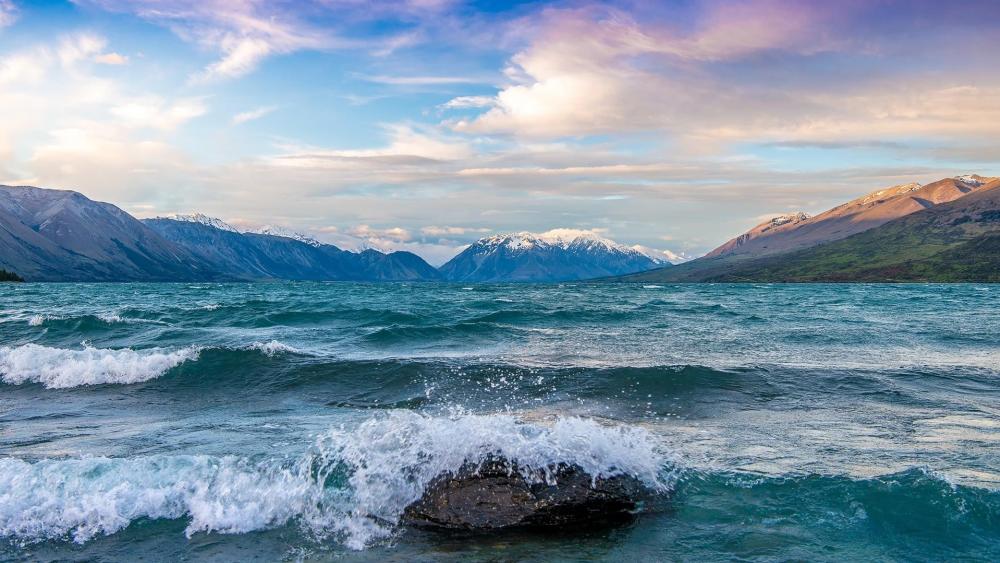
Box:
[21,312,163,331]
[0,341,313,389]
[245,340,301,357]
[0,344,200,389]
[3,413,997,553]
[674,466,1000,557]
[0,413,669,550]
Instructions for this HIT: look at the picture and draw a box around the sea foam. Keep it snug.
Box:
[0,344,200,388]
[0,412,670,549]
[246,340,300,356]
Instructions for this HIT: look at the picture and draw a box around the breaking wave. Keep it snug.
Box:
[0,412,669,550]
[0,344,201,389]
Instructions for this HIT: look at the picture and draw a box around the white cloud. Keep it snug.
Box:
[94,52,128,65]
[111,97,207,130]
[0,51,47,84]
[0,0,17,28]
[420,225,490,236]
[28,123,196,208]
[232,105,277,125]
[348,224,412,242]
[57,33,107,66]
[196,36,273,81]
[77,0,348,82]
[269,123,474,168]
[440,95,495,109]
[448,3,1000,147]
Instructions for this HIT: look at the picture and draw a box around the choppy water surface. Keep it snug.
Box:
[1,282,998,562]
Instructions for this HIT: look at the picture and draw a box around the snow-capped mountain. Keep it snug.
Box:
[630,245,689,264]
[439,229,667,282]
[142,215,442,281]
[160,213,239,233]
[954,174,995,187]
[247,225,323,247]
[158,216,325,247]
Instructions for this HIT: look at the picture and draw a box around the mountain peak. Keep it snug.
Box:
[441,228,662,281]
[248,225,323,247]
[762,212,811,228]
[954,174,996,187]
[856,182,922,205]
[161,213,239,233]
[478,229,647,256]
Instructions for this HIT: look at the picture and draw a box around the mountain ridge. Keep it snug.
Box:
[440,229,666,282]
[618,175,1000,283]
[0,185,442,282]
[705,176,995,261]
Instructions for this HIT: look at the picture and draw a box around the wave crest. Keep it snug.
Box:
[0,412,670,549]
[0,344,200,389]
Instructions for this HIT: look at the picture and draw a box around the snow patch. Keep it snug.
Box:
[247,225,323,247]
[161,213,239,233]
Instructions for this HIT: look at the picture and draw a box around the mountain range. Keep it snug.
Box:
[0,185,667,282]
[439,230,666,282]
[620,174,1000,283]
[143,215,441,282]
[3,175,999,283]
[0,186,441,282]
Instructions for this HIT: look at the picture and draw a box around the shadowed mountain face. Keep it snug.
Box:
[143,219,442,282]
[0,185,442,282]
[440,231,664,282]
[0,186,215,281]
[620,177,1000,283]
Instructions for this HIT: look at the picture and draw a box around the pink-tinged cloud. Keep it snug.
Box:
[449,0,1000,147]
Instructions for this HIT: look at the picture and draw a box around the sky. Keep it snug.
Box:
[1,0,999,264]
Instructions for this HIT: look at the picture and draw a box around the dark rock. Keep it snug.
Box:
[403,457,646,530]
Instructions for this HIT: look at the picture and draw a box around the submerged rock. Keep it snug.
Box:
[403,457,646,530]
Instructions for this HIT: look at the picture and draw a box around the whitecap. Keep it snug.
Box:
[245,340,299,357]
[97,312,124,323]
[0,412,671,549]
[0,344,200,388]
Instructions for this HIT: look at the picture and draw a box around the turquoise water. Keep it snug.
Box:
[1,283,998,562]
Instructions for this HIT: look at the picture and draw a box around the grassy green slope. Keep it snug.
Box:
[708,184,1000,282]
[619,182,1000,283]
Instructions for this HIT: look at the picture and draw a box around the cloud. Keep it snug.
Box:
[75,0,478,82]
[111,97,207,130]
[28,123,197,209]
[348,224,412,242]
[232,105,277,125]
[0,51,47,84]
[449,1,1000,147]
[440,95,494,109]
[0,0,17,28]
[78,0,341,82]
[268,123,474,167]
[94,52,128,65]
[196,36,274,81]
[420,225,490,236]
[362,74,486,86]
[7,1,1000,264]
[57,33,108,66]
